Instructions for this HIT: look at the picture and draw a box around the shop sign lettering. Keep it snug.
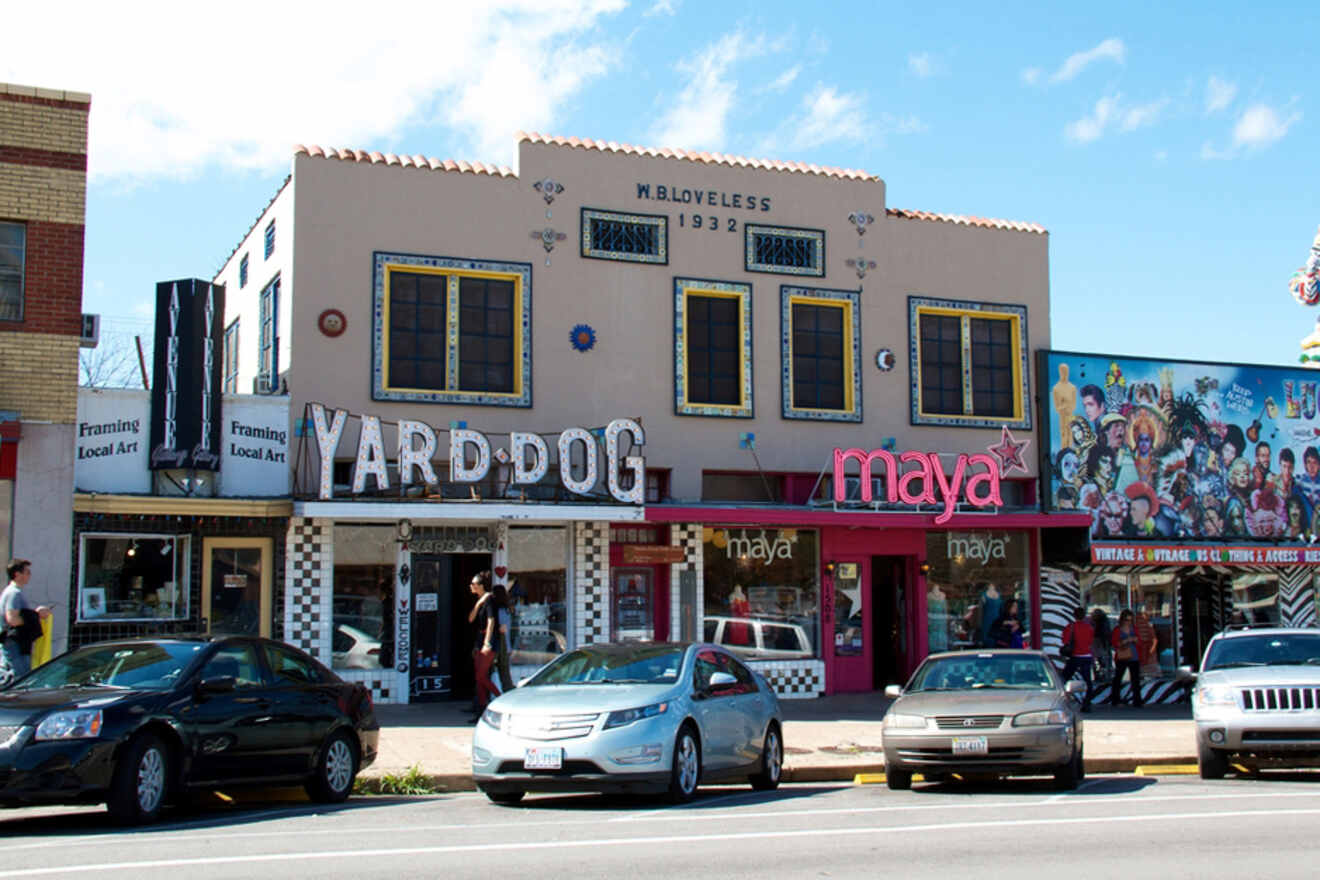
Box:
[833,448,1003,525]
[1091,543,1320,566]
[395,596,410,673]
[946,534,1007,564]
[635,183,771,213]
[723,529,794,561]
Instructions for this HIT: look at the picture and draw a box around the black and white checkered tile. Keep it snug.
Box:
[574,522,610,645]
[668,523,703,641]
[339,670,396,704]
[751,660,824,698]
[284,517,332,660]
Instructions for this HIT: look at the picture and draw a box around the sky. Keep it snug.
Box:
[4,1,1317,372]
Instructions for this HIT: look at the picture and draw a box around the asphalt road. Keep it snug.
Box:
[2,774,1319,879]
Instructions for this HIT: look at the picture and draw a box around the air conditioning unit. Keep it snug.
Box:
[79,313,100,348]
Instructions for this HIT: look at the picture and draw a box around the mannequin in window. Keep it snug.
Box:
[979,583,1002,648]
[728,584,751,646]
[927,584,948,652]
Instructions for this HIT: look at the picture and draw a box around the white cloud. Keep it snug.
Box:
[784,86,869,150]
[651,31,769,151]
[0,1,626,182]
[1119,99,1168,132]
[1233,103,1301,149]
[1020,67,1042,86]
[644,0,678,16]
[1051,38,1125,83]
[1205,75,1237,114]
[765,65,802,93]
[1065,95,1120,143]
[908,53,934,78]
[1200,141,1233,160]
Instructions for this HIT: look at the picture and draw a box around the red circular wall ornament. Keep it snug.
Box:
[318,308,347,337]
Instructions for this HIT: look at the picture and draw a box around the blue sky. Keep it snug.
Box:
[4,1,1316,370]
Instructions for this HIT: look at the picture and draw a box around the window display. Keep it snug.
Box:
[78,533,190,621]
[331,525,395,670]
[1080,572,1177,678]
[702,528,819,660]
[507,526,568,666]
[924,531,1030,653]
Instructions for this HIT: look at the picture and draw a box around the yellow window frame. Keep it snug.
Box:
[676,280,753,417]
[914,304,1024,423]
[784,291,860,419]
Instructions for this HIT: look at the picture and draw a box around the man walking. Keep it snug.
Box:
[2,559,50,681]
[1060,606,1095,712]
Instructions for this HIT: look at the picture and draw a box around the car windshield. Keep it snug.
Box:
[525,644,685,686]
[906,653,1057,692]
[10,642,206,692]
[1203,633,1320,670]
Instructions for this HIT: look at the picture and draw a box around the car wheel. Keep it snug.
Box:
[886,766,912,790]
[1198,745,1228,780]
[750,724,783,791]
[485,789,525,805]
[1054,748,1083,790]
[305,731,358,803]
[667,726,701,803]
[107,733,169,825]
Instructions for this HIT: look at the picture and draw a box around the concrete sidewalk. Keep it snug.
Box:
[362,693,1196,791]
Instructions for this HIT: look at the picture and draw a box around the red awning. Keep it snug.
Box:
[645,505,1092,530]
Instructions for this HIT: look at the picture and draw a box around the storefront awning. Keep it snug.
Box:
[74,493,292,517]
[645,505,1093,530]
[294,500,644,522]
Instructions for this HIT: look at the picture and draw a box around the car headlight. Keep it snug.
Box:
[34,709,103,741]
[1197,686,1236,707]
[480,708,504,730]
[882,712,927,730]
[604,702,669,730]
[1013,709,1071,727]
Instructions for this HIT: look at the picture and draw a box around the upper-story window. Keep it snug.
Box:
[239,253,249,288]
[264,220,276,259]
[673,278,752,418]
[581,208,668,264]
[373,252,532,407]
[781,286,861,422]
[0,221,26,321]
[258,277,280,393]
[745,224,824,277]
[908,296,1030,429]
[223,319,240,393]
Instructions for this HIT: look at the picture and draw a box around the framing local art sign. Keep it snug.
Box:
[307,403,646,504]
[1092,543,1320,566]
[833,447,1004,525]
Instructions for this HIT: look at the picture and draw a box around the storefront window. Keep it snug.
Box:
[78,533,190,621]
[331,525,395,670]
[507,526,568,666]
[924,531,1030,653]
[1080,572,1178,678]
[1231,573,1279,626]
[702,528,820,660]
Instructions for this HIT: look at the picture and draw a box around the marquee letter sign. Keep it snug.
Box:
[149,279,224,470]
[833,447,1002,524]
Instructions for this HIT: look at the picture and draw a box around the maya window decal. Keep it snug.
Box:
[673,278,753,418]
[372,252,533,407]
[780,286,862,422]
[746,224,825,277]
[581,208,668,264]
[908,296,1030,429]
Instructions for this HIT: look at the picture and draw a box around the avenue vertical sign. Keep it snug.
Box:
[149,279,224,470]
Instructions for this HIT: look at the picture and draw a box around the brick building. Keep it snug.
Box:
[0,81,91,654]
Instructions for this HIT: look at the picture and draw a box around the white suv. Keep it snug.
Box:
[702,616,813,660]
[1181,626,1320,779]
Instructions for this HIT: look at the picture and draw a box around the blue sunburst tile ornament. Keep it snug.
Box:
[570,324,597,352]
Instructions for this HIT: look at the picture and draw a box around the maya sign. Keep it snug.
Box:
[833,447,1003,525]
[309,404,646,504]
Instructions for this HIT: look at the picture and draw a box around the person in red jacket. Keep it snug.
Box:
[1110,609,1146,707]
[1060,606,1095,712]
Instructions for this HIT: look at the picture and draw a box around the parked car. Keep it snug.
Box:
[881,649,1085,791]
[333,622,383,669]
[1180,625,1320,779]
[703,616,813,660]
[471,641,783,804]
[0,635,378,823]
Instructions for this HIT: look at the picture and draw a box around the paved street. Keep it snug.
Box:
[3,774,1319,878]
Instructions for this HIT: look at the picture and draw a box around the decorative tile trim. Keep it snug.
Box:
[580,208,669,264]
[371,251,533,407]
[780,285,862,422]
[283,517,333,661]
[669,523,703,641]
[749,659,825,698]
[745,224,825,277]
[673,278,754,418]
[907,295,1031,430]
[573,522,610,645]
[339,668,406,705]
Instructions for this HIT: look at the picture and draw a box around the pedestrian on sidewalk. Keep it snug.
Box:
[1090,607,1113,683]
[492,582,514,693]
[468,570,500,723]
[1110,609,1145,707]
[2,559,51,683]
[1060,606,1095,712]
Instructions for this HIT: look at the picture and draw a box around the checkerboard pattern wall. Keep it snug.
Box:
[284,518,333,662]
[669,523,703,641]
[752,660,825,698]
[340,669,404,705]
[574,522,610,645]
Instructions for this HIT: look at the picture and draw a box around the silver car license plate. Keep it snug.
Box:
[951,736,988,756]
[524,747,564,770]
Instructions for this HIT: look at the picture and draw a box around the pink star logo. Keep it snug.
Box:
[988,426,1030,476]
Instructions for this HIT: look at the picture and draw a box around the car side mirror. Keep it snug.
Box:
[1065,680,1086,696]
[516,677,530,688]
[883,684,902,700]
[1175,665,1197,684]
[709,671,737,687]
[196,675,237,697]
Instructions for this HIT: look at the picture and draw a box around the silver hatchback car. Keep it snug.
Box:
[472,642,784,804]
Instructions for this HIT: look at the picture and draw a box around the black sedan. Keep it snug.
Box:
[0,636,378,823]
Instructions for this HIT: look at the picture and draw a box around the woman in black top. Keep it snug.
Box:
[469,570,500,722]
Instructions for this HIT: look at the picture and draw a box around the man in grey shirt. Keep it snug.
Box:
[3,558,50,680]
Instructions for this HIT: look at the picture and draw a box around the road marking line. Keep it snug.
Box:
[3,806,1320,876]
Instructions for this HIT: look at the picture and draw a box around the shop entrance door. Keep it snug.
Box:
[1180,575,1220,670]
[201,537,272,637]
[611,566,670,641]
[829,557,871,691]
[871,555,909,689]
[409,553,491,701]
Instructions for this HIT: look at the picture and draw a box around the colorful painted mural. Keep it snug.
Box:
[1039,351,1320,541]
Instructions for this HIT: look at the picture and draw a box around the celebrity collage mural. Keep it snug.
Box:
[1040,351,1320,541]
